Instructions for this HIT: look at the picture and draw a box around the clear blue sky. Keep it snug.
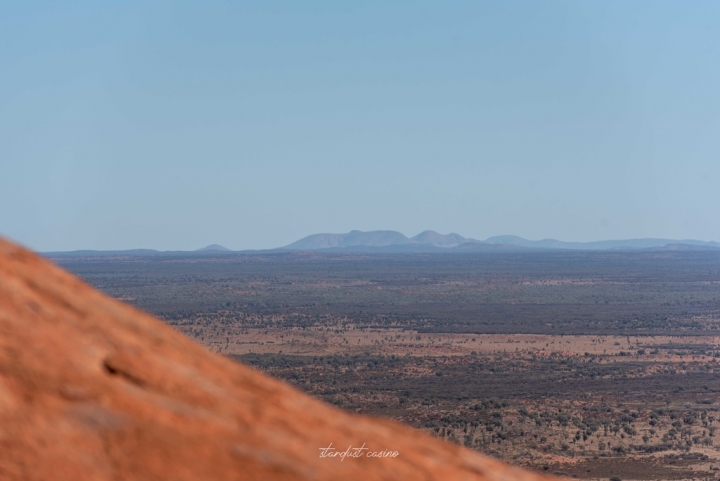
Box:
[2,1,719,251]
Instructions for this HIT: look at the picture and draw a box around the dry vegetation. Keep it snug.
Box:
[54,250,720,481]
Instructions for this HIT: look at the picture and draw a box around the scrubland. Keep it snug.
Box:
[56,250,720,480]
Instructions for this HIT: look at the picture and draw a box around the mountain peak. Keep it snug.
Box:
[196,244,231,252]
[284,230,411,250]
[412,230,470,247]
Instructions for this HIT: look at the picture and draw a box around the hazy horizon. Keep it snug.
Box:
[3,2,720,251]
[35,228,720,253]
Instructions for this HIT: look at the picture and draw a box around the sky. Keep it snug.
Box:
[2,1,719,251]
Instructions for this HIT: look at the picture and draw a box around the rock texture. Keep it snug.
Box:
[0,236,554,481]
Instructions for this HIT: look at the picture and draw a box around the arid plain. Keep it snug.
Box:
[53,250,720,481]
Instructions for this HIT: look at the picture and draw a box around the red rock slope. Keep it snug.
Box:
[0,237,554,481]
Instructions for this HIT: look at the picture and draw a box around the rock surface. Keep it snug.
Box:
[0,236,554,481]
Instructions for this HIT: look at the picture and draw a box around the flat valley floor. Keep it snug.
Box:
[54,251,720,481]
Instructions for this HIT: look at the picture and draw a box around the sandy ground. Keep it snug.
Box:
[177,323,720,359]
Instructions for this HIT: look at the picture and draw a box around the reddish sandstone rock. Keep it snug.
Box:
[0,237,554,481]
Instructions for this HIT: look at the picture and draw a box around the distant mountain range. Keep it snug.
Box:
[42,231,720,257]
[282,230,720,252]
[481,235,720,251]
[284,230,475,250]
